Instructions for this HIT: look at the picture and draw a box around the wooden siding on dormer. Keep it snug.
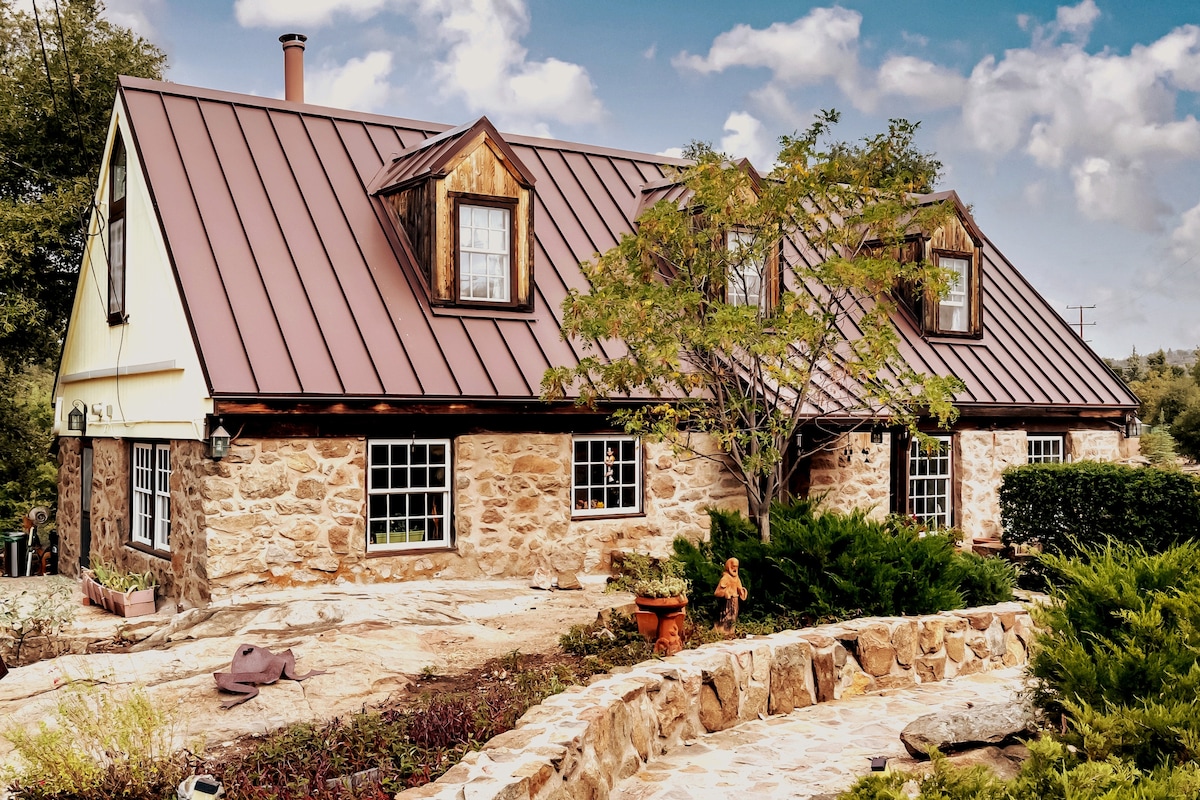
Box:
[384,181,433,290]
[925,210,983,337]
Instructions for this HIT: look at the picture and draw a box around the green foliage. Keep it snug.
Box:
[1170,404,1200,461]
[0,577,75,665]
[1139,428,1179,466]
[1028,541,1200,768]
[542,112,962,538]
[674,501,1011,625]
[951,551,1020,608]
[559,611,655,667]
[1000,462,1200,564]
[0,364,57,530]
[4,681,188,799]
[88,558,155,592]
[607,551,690,598]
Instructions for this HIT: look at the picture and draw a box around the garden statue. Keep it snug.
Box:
[714,557,747,635]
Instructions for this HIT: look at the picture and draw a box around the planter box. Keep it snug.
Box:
[81,572,157,617]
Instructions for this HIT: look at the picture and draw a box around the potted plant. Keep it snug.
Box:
[610,553,690,655]
[81,559,157,618]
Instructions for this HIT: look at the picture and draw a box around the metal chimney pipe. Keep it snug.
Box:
[279,33,307,103]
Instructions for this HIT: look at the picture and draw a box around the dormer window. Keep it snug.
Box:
[458,200,514,303]
[371,117,535,312]
[726,229,765,309]
[935,252,971,333]
[108,134,127,325]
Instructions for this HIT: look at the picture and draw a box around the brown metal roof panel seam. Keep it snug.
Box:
[197,100,306,394]
[524,148,601,266]
[149,93,258,393]
[537,148,621,256]
[461,317,531,397]
[577,154,643,230]
[305,115,426,396]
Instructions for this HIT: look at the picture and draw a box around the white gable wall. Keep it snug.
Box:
[55,98,212,441]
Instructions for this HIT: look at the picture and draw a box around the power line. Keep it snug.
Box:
[1066,304,1096,342]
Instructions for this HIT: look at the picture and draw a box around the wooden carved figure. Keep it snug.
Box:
[714,557,747,636]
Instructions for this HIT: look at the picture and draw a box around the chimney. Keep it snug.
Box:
[279,33,307,103]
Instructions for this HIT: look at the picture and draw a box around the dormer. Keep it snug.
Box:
[371,117,536,311]
[887,190,984,338]
[635,158,780,312]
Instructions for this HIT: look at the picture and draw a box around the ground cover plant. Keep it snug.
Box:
[838,540,1200,800]
[673,500,1015,625]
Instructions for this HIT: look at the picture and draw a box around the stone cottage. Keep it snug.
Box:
[52,42,1137,607]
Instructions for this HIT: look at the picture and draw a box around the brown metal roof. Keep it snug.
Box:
[117,76,1136,413]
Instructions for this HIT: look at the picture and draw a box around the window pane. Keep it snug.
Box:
[367,440,453,551]
[571,436,641,515]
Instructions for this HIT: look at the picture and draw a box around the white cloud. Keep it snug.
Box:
[657,146,685,159]
[1170,201,1200,261]
[102,0,163,39]
[414,0,604,135]
[719,111,775,168]
[1070,158,1166,230]
[674,6,864,96]
[876,56,967,108]
[643,43,657,60]
[307,51,394,112]
[234,0,389,28]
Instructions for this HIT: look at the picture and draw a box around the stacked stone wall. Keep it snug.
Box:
[957,430,1026,541]
[56,438,82,578]
[204,434,747,600]
[807,432,890,520]
[1067,429,1123,462]
[401,602,1033,800]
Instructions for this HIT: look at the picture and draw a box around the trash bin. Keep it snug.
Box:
[4,532,27,578]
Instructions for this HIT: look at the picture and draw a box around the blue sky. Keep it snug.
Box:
[81,0,1200,357]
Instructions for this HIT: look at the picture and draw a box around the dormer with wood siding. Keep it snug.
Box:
[370,116,536,311]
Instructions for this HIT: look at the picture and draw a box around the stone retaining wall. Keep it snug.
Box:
[401,602,1033,800]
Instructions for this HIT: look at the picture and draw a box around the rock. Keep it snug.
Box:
[768,641,813,714]
[892,621,917,667]
[555,571,582,590]
[698,663,739,732]
[856,624,896,677]
[900,700,1038,758]
[530,570,554,590]
[919,619,945,654]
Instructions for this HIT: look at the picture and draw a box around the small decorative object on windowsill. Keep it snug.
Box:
[81,558,157,617]
[714,557,747,637]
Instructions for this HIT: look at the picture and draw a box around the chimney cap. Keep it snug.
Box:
[279,32,307,45]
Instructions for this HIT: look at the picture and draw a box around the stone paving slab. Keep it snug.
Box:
[612,667,1028,800]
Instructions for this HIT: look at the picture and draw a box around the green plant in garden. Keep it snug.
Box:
[0,578,75,665]
[88,558,155,592]
[608,552,691,598]
[1139,428,1180,466]
[3,681,187,799]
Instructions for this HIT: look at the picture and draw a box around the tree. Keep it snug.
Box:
[0,0,165,366]
[0,1,164,527]
[543,112,962,541]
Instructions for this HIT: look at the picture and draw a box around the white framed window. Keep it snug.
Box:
[908,436,952,528]
[132,442,170,551]
[367,439,451,551]
[726,230,765,309]
[1027,434,1064,464]
[937,255,970,333]
[458,203,512,303]
[572,436,642,516]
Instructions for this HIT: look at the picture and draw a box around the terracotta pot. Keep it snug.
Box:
[633,595,688,613]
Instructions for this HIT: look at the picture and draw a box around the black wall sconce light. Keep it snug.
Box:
[208,419,231,460]
[67,400,87,435]
[870,427,884,444]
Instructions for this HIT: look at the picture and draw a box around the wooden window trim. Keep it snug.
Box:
[926,248,981,339]
[107,135,128,325]
[451,193,521,310]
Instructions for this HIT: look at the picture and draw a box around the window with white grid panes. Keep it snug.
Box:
[937,255,970,332]
[132,442,170,551]
[458,203,511,302]
[908,436,952,528]
[367,440,451,551]
[1027,434,1064,464]
[572,436,642,516]
[726,230,765,309]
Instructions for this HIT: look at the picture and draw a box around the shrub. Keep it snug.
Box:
[999,461,1200,559]
[951,551,1019,608]
[0,578,75,666]
[1139,428,1179,466]
[675,501,1011,625]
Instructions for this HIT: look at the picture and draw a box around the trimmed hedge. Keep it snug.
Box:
[999,461,1200,557]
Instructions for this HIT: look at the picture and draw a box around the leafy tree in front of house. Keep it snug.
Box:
[543,111,962,540]
[0,0,165,527]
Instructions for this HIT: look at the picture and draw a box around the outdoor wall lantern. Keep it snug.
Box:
[870,427,884,444]
[67,400,86,435]
[1125,416,1143,438]
[208,421,231,460]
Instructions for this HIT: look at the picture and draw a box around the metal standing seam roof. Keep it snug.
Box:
[115,76,1136,413]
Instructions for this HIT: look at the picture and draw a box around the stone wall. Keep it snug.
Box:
[807,432,891,520]
[203,434,747,600]
[56,438,82,577]
[957,430,1026,541]
[1067,429,1123,462]
[401,602,1033,800]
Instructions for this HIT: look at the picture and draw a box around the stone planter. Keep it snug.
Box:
[81,572,157,618]
[634,595,688,656]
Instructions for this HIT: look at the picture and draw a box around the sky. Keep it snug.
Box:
[71,0,1200,357]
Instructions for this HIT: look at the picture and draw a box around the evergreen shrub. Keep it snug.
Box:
[673,500,1013,625]
[999,462,1200,560]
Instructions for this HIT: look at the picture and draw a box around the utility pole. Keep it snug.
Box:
[1066,304,1096,341]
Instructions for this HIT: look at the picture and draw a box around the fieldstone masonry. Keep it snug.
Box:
[808,431,891,520]
[958,430,1026,541]
[400,602,1034,800]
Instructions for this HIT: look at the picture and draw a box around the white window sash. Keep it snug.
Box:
[908,436,952,528]
[458,204,512,303]
[366,439,452,552]
[132,443,170,551]
[572,435,642,516]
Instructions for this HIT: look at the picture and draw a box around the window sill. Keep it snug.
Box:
[571,510,645,521]
[366,544,456,558]
[126,541,170,560]
[429,304,535,320]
